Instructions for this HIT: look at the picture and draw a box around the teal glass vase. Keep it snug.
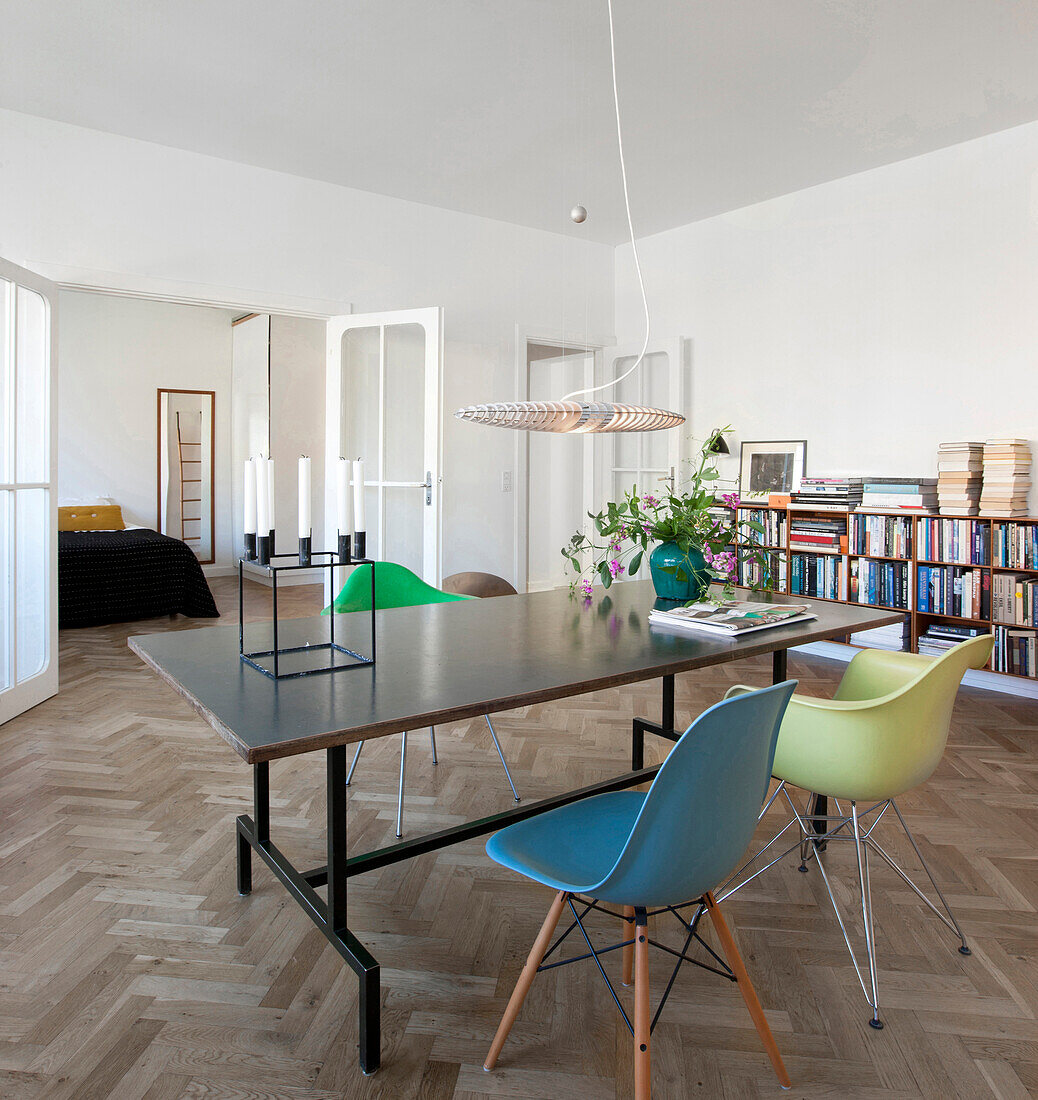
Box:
[648,541,711,602]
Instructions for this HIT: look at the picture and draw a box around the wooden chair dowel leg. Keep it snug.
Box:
[622,905,635,987]
[704,892,791,1090]
[634,908,651,1100]
[484,890,568,1072]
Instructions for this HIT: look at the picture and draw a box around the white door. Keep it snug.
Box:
[526,352,595,590]
[596,338,687,503]
[326,308,443,582]
[0,259,58,725]
[594,339,687,580]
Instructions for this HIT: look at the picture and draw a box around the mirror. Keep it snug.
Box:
[157,389,215,563]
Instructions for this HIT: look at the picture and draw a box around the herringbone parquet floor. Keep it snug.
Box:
[1,579,1036,1099]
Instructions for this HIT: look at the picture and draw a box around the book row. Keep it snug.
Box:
[992,521,1038,570]
[917,518,990,565]
[849,560,910,610]
[992,573,1038,626]
[848,514,913,559]
[916,565,990,619]
[789,553,844,601]
[737,508,787,549]
[993,625,1037,677]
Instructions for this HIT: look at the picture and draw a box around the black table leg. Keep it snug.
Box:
[327,746,381,1075]
[772,648,787,684]
[237,761,269,895]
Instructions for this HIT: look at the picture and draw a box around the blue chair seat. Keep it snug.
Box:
[486,790,646,896]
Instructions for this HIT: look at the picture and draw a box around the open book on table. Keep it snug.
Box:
[648,599,817,636]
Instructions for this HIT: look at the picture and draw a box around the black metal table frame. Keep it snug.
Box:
[234,646,824,1075]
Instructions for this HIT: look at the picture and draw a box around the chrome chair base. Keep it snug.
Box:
[718,782,971,1029]
[345,716,521,837]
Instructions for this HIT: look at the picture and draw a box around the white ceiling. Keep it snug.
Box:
[4,1,1038,244]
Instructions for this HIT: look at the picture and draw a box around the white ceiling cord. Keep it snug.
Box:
[562,0,649,403]
[453,0,682,434]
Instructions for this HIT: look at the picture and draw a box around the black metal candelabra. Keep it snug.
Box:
[238,538,375,680]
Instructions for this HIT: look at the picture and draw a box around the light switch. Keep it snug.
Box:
[501,470,512,493]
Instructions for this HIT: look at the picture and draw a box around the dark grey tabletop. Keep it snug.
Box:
[129,582,902,764]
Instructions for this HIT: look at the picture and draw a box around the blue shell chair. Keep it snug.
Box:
[483,681,798,1098]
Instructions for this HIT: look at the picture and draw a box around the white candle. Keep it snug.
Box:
[353,458,366,532]
[266,457,275,533]
[336,457,351,536]
[256,453,270,535]
[243,459,257,534]
[298,456,311,538]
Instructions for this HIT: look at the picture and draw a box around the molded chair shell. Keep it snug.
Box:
[327,560,471,614]
[766,636,992,802]
[487,680,797,908]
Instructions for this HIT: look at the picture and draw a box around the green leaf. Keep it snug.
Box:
[598,561,613,589]
[629,550,643,576]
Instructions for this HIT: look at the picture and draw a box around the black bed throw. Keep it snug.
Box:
[59,529,220,628]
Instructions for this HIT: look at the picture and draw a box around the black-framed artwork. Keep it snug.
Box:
[738,440,807,503]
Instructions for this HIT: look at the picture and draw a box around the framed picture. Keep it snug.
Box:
[739,440,807,503]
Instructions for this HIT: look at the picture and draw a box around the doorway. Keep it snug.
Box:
[525,343,595,591]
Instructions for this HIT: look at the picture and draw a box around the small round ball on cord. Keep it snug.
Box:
[570,204,588,224]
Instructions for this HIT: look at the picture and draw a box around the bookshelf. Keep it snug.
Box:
[734,507,1038,685]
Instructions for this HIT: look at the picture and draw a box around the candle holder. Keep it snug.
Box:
[298,533,312,567]
[353,530,367,560]
[238,546,376,680]
[256,533,271,566]
[268,528,276,557]
[337,531,352,563]
[243,532,257,561]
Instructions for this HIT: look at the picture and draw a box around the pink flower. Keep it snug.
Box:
[580,578,594,599]
[608,559,625,578]
[703,547,714,564]
[721,492,740,510]
[641,493,659,508]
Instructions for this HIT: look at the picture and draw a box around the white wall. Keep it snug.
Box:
[57,291,236,562]
[0,108,615,583]
[614,121,1038,507]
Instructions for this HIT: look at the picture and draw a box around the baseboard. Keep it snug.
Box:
[794,641,1038,700]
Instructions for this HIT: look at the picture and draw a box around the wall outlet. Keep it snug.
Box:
[501,470,512,493]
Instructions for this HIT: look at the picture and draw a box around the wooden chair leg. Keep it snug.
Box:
[633,908,651,1100]
[704,892,791,1090]
[484,890,568,1072]
[622,905,635,986]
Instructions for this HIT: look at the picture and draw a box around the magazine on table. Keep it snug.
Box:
[649,599,817,636]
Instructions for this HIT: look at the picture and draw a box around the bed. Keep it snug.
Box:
[57,504,219,628]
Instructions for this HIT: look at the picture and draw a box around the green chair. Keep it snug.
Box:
[719,635,993,1029]
[328,562,520,837]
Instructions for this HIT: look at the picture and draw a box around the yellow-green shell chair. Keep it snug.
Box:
[722,635,992,1029]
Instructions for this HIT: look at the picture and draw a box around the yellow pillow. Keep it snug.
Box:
[58,504,126,531]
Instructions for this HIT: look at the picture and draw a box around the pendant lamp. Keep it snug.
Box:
[455,0,683,435]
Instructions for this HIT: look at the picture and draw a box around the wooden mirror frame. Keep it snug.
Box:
[157,388,216,564]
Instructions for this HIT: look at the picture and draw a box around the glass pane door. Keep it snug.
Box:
[1,259,58,724]
[594,339,687,581]
[330,308,442,583]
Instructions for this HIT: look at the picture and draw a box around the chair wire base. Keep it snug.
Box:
[343,716,521,837]
[534,895,734,1037]
[718,784,972,1029]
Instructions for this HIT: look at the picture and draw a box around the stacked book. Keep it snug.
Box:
[937,442,983,516]
[788,515,846,554]
[980,439,1032,517]
[850,620,909,652]
[917,624,987,658]
[790,477,863,511]
[860,478,938,512]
